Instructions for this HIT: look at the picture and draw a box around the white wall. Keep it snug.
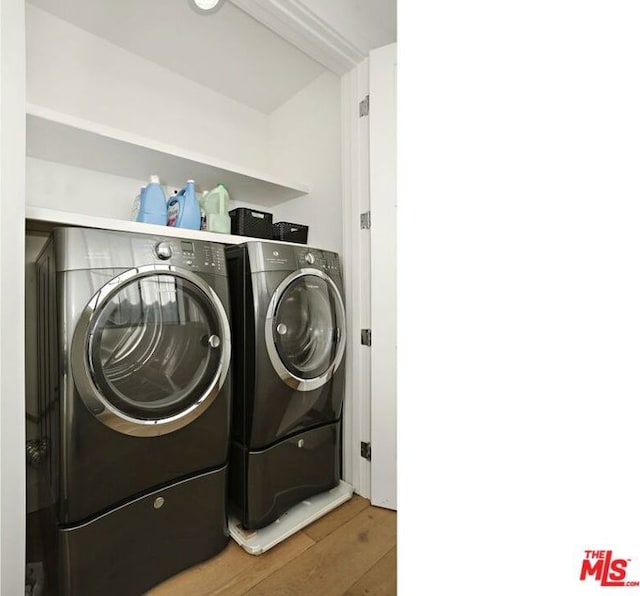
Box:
[268,71,343,253]
[26,4,270,173]
[25,5,320,226]
[27,158,153,219]
[27,157,283,222]
[0,0,26,592]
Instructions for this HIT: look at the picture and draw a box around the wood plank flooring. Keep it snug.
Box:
[148,496,397,596]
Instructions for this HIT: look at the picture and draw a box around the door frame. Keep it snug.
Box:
[340,59,372,498]
[0,0,27,592]
[368,43,397,509]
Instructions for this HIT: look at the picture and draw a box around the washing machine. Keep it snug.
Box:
[35,227,232,595]
[225,241,346,530]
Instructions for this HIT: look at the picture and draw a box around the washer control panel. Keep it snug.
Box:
[152,238,226,274]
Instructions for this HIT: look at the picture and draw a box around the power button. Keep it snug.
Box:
[155,242,172,260]
[304,253,315,265]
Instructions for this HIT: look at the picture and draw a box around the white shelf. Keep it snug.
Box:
[25,206,243,243]
[25,104,310,207]
[25,206,308,247]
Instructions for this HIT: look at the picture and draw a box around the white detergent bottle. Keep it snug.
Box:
[130,186,145,221]
[203,184,231,233]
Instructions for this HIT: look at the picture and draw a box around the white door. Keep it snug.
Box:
[369,42,397,510]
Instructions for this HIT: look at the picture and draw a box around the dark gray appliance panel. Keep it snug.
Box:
[231,422,340,530]
[57,467,228,596]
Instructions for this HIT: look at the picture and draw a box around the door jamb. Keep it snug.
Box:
[340,60,371,498]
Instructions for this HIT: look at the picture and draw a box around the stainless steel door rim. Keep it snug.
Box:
[265,268,346,392]
[70,264,231,437]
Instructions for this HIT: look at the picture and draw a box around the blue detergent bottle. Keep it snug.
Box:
[167,179,201,229]
[136,175,168,225]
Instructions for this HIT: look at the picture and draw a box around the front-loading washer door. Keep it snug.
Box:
[71,265,230,437]
[265,268,346,392]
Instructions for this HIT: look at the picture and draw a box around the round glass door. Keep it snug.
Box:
[71,266,230,436]
[265,269,346,391]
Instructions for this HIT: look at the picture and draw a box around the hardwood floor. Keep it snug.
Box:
[148,496,397,596]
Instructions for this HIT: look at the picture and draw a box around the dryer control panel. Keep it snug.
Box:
[246,242,342,282]
[294,248,341,274]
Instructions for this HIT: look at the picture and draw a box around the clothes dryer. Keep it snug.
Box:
[35,227,232,595]
[226,241,346,529]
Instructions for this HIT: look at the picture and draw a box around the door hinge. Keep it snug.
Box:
[360,441,371,461]
[360,211,371,229]
[360,329,372,346]
[359,95,370,117]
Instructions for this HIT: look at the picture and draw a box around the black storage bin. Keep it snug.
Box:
[229,208,273,238]
[272,221,309,244]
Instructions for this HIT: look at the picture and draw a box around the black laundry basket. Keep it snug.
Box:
[272,222,308,244]
[229,208,273,239]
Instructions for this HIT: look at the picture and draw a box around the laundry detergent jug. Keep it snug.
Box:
[202,184,231,234]
[135,175,168,225]
[197,190,207,230]
[130,185,145,221]
[167,179,201,229]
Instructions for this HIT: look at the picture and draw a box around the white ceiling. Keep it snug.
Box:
[27,0,396,114]
[298,0,396,56]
